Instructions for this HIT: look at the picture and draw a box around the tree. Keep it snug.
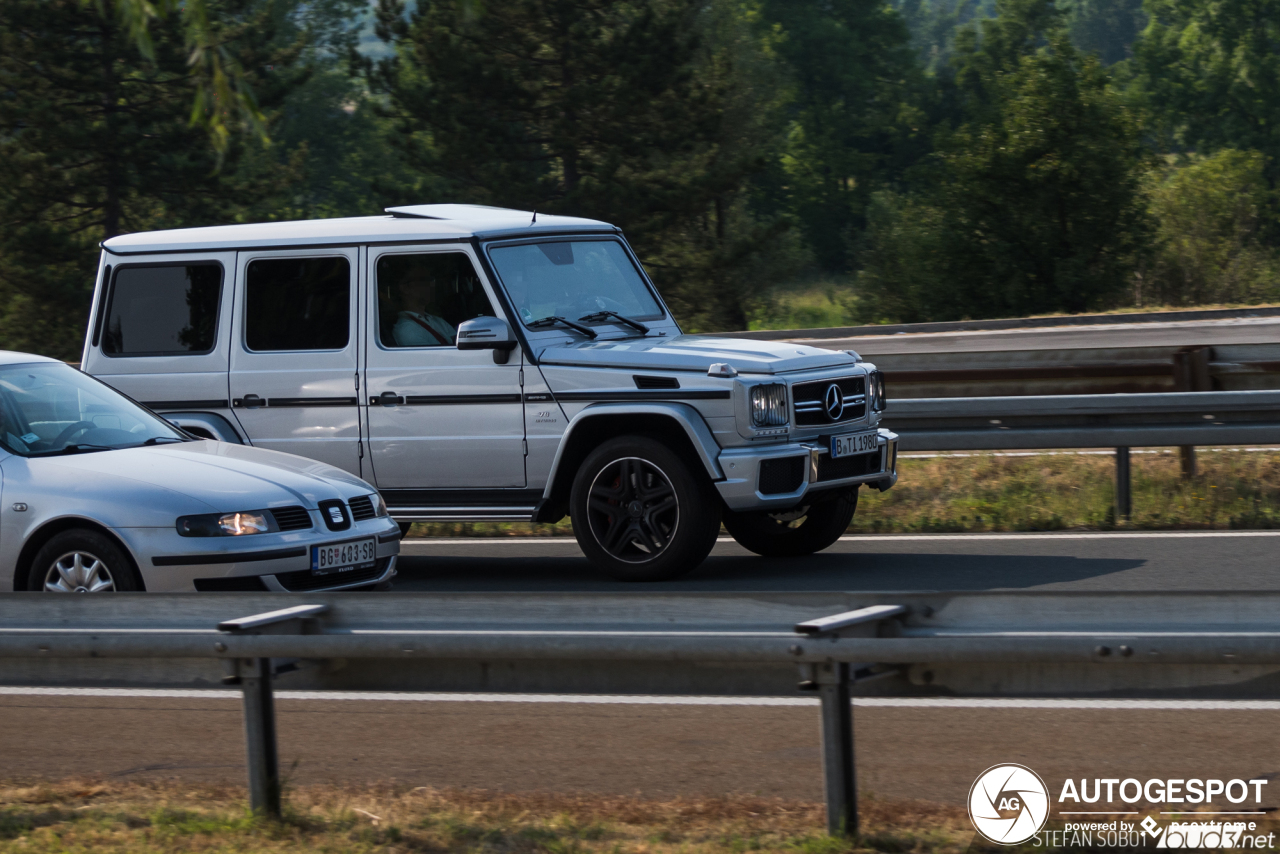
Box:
[0,0,306,359]
[858,0,1151,321]
[1132,0,1280,187]
[366,0,798,330]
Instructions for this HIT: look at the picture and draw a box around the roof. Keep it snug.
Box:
[101,204,616,255]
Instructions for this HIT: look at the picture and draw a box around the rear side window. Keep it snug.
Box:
[102,264,222,356]
[245,257,350,352]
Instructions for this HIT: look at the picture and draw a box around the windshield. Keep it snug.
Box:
[0,363,187,456]
[487,240,663,326]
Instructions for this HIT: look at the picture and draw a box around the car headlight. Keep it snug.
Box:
[869,370,887,412]
[371,492,389,517]
[177,510,275,537]
[750,383,788,427]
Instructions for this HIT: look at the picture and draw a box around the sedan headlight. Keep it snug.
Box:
[371,492,389,517]
[177,510,275,537]
[750,383,789,427]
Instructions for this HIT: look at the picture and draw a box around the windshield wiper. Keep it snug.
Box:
[48,443,115,456]
[578,310,650,335]
[142,436,187,445]
[527,316,598,339]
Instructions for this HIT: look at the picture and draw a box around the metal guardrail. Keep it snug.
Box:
[5,590,1280,834]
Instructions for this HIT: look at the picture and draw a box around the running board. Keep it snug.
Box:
[389,506,539,523]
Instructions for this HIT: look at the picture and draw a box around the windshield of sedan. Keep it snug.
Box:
[487,240,663,327]
[0,363,187,456]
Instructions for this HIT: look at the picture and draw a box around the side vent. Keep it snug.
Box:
[633,375,680,390]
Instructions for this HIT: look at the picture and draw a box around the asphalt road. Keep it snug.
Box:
[392,531,1280,593]
[5,692,1280,810]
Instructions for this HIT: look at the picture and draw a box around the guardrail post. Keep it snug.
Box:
[1115,447,1132,521]
[238,657,281,817]
[1173,346,1212,480]
[815,662,856,836]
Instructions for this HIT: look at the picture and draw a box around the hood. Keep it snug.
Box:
[536,334,856,375]
[39,441,373,514]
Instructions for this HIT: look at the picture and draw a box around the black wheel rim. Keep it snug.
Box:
[586,456,679,563]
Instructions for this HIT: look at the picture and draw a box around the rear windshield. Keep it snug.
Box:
[102,264,222,356]
[487,240,663,326]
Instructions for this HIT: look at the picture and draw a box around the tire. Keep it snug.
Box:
[722,489,858,558]
[397,521,413,539]
[28,529,142,592]
[570,435,721,581]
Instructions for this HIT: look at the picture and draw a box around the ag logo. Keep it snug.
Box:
[968,764,1050,845]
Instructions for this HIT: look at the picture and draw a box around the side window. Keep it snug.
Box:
[245,257,350,352]
[102,264,222,356]
[376,252,495,348]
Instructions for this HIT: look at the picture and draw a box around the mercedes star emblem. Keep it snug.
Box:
[824,383,844,421]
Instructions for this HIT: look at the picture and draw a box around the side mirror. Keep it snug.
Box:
[457,316,518,364]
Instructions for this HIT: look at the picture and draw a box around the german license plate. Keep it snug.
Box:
[831,430,879,458]
[311,538,377,576]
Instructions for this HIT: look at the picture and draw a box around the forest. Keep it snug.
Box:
[2,0,1278,359]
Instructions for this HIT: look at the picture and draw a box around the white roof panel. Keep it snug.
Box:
[101,205,615,255]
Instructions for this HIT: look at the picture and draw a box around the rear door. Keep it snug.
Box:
[228,247,363,475]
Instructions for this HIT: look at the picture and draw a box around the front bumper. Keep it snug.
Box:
[119,516,402,592]
[714,428,898,511]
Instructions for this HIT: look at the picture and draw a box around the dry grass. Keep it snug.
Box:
[0,779,988,853]
[407,449,1280,539]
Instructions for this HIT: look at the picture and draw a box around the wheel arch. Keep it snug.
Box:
[15,517,145,592]
[535,403,723,523]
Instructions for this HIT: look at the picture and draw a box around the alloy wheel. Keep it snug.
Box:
[585,457,680,563]
[44,551,116,593]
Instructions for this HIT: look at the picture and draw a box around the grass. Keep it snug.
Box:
[0,779,990,853]
[407,449,1280,539]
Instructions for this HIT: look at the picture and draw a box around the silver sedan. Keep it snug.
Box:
[0,353,399,592]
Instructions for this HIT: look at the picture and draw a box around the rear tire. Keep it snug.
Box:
[722,489,857,558]
[570,435,721,581]
[28,529,142,592]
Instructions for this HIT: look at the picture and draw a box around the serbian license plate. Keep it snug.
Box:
[311,538,377,576]
[831,430,879,458]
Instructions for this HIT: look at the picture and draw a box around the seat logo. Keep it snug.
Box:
[969,764,1050,845]
[328,506,344,524]
[824,383,844,421]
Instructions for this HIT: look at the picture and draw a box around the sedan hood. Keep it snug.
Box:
[537,334,856,375]
[39,441,372,514]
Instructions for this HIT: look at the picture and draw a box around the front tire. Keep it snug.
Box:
[29,529,142,592]
[570,436,721,581]
[722,489,858,557]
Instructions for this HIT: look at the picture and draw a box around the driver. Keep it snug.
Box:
[390,268,457,347]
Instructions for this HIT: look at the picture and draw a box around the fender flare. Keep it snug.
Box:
[160,411,244,444]
[542,401,725,500]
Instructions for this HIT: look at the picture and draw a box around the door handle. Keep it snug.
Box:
[373,391,404,407]
[234,394,265,409]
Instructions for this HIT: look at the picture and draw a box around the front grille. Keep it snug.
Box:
[793,377,866,427]
[269,505,312,532]
[759,456,807,495]
[816,450,881,482]
[194,575,269,592]
[273,557,390,592]
[348,495,377,521]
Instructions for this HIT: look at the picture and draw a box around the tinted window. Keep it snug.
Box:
[102,264,222,355]
[487,240,662,325]
[245,257,350,351]
[376,253,496,348]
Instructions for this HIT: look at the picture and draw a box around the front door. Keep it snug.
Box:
[228,247,363,475]
[363,247,526,495]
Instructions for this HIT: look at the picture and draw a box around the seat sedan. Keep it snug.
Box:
[0,354,399,592]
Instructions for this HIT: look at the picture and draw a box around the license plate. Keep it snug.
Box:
[831,430,879,458]
[311,538,377,576]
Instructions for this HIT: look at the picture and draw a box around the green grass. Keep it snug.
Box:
[408,449,1280,539]
[746,282,859,331]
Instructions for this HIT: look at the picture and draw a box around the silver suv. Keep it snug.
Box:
[82,204,897,581]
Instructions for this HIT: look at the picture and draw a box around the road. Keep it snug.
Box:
[4,690,1280,809]
[392,531,1280,593]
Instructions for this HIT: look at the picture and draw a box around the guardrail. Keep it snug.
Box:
[6,590,1280,835]
[883,388,1280,517]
